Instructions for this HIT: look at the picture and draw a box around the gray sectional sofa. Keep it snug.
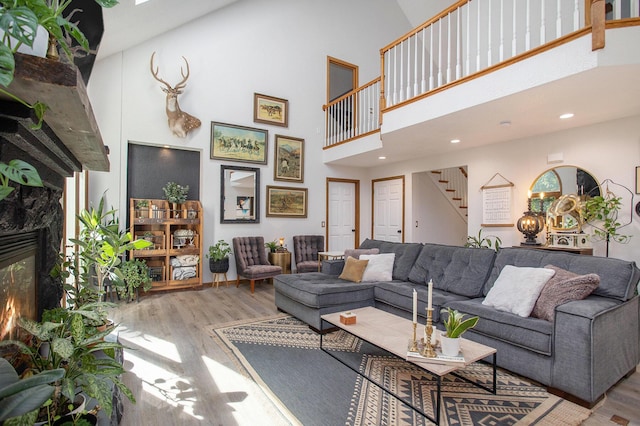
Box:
[274,238,640,406]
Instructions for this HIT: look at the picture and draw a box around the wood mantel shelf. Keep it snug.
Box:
[2,53,109,172]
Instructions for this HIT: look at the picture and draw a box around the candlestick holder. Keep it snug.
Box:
[422,308,436,358]
[409,322,418,352]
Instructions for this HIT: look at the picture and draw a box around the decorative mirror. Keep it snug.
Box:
[221,165,260,223]
[530,166,600,231]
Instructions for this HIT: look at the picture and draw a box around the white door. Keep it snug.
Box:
[327,180,358,251]
[373,177,404,242]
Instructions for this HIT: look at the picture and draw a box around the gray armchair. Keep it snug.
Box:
[232,236,282,293]
[293,235,325,273]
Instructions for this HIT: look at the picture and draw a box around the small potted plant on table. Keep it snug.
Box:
[440,307,479,356]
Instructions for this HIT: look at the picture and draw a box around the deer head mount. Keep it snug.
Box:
[150,52,202,138]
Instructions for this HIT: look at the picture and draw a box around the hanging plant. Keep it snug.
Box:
[582,188,631,244]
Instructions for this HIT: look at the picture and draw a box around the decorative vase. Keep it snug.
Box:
[440,335,461,357]
[172,202,181,218]
[209,257,230,274]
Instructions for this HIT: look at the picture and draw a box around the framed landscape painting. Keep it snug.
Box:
[211,121,268,165]
[274,135,304,182]
[266,186,307,218]
[254,93,288,127]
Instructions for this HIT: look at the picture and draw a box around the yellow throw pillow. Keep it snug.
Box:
[339,256,370,283]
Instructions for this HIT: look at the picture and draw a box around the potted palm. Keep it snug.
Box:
[440,307,479,356]
[207,240,232,274]
[264,240,278,253]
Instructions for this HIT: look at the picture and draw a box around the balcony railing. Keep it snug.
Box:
[324,0,639,149]
[323,77,381,148]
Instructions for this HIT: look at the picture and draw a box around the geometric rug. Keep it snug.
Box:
[209,315,591,426]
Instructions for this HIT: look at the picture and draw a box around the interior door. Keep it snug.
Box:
[373,176,404,242]
[327,179,359,251]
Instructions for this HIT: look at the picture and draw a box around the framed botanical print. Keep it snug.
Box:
[274,135,304,182]
[210,122,268,165]
[266,186,308,218]
[254,93,288,127]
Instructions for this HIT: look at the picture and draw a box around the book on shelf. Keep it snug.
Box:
[406,350,465,365]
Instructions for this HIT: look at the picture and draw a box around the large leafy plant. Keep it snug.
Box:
[0,0,119,125]
[0,159,43,201]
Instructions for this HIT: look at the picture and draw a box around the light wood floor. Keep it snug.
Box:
[110,283,640,426]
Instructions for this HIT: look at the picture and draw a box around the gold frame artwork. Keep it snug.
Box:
[266,186,308,218]
[254,93,288,127]
[274,135,304,182]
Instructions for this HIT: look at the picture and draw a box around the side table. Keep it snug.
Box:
[268,251,291,274]
[317,251,345,271]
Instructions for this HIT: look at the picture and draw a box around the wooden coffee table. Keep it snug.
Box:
[321,306,497,425]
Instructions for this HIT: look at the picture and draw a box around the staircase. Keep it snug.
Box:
[430,166,468,222]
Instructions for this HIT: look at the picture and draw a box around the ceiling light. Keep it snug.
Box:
[499,120,511,127]
[378,156,386,160]
[450,139,460,144]
[559,113,574,119]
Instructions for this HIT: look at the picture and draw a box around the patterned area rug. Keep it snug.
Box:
[209,315,591,426]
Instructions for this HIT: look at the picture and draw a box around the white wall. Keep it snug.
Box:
[87,0,412,282]
[368,114,640,263]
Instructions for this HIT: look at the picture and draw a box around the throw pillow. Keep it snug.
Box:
[482,265,556,317]
[360,253,395,282]
[344,248,380,259]
[338,256,370,283]
[531,265,600,322]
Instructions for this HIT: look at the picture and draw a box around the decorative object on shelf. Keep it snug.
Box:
[221,165,260,223]
[135,199,149,218]
[211,122,268,164]
[207,240,232,274]
[516,192,545,245]
[440,307,479,357]
[173,229,194,248]
[254,92,289,127]
[274,135,304,182]
[464,228,502,251]
[582,179,632,256]
[162,181,189,217]
[149,52,202,138]
[266,185,308,218]
[480,173,514,227]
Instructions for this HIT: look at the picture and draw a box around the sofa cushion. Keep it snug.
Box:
[374,282,468,323]
[531,265,600,321]
[483,265,555,317]
[274,273,375,308]
[360,253,395,282]
[485,247,640,301]
[447,298,554,355]
[339,256,369,282]
[344,248,379,259]
[359,239,423,281]
[408,243,496,297]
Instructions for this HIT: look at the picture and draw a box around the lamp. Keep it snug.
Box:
[517,195,545,245]
[279,237,285,247]
[276,237,287,252]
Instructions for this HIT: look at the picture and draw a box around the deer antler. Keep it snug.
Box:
[150,51,172,90]
[174,57,190,90]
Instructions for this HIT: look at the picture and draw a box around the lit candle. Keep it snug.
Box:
[412,289,417,323]
[527,190,532,200]
[427,279,433,310]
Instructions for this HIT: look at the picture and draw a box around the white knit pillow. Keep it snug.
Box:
[483,265,556,317]
[360,253,395,282]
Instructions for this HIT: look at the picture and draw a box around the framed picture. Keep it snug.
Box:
[266,186,308,218]
[254,93,288,127]
[274,135,304,182]
[211,122,268,165]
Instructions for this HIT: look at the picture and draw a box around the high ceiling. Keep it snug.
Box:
[97,0,434,60]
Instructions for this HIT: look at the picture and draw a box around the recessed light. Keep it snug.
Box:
[450,139,461,144]
[378,156,386,160]
[499,120,511,127]
[559,113,574,119]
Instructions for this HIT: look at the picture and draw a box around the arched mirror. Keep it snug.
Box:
[530,166,600,231]
[221,165,260,223]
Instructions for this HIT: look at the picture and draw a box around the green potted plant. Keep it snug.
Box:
[118,258,152,302]
[440,307,479,356]
[162,182,189,218]
[582,189,631,254]
[0,0,119,127]
[0,313,134,424]
[134,199,149,218]
[464,228,502,251]
[207,240,232,274]
[264,240,278,253]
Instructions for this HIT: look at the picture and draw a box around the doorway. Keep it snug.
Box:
[372,176,404,242]
[326,178,359,251]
